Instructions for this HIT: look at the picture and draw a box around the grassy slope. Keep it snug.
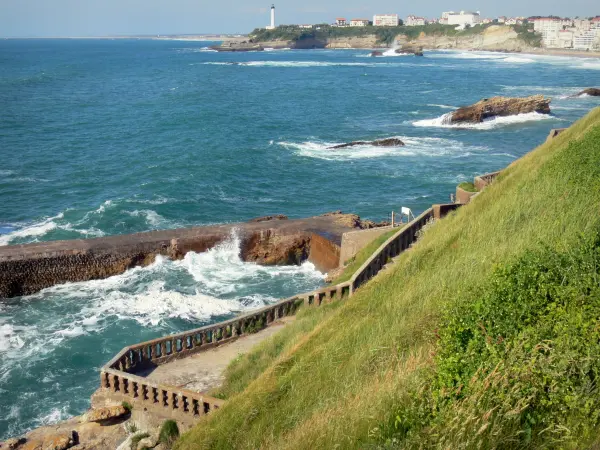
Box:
[331,227,400,285]
[176,108,600,449]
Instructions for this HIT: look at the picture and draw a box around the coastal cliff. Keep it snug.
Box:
[226,24,539,51]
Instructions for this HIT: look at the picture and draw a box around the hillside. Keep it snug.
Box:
[175,108,600,449]
[247,23,541,50]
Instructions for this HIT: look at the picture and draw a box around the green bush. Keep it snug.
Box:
[122,401,132,413]
[130,432,149,450]
[387,231,600,447]
[159,420,180,447]
[458,181,477,192]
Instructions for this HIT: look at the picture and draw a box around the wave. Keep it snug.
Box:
[426,104,457,110]
[0,213,63,246]
[278,136,487,161]
[202,60,412,68]
[502,56,535,64]
[413,111,555,130]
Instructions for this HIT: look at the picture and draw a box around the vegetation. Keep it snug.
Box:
[130,432,150,450]
[121,401,132,413]
[511,23,543,48]
[159,420,180,447]
[458,181,478,192]
[331,227,400,285]
[249,23,499,46]
[174,108,600,450]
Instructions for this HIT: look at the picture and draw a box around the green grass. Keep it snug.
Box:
[130,432,150,450]
[175,108,600,449]
[458,181,478,192]
[330,227,400,285]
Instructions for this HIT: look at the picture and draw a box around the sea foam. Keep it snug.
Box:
[413,112,555,130]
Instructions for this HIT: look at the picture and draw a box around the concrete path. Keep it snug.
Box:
[142,317,295,393]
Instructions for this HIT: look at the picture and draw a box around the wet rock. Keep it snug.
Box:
[241,232,311,266]
[248,215,288,223]
[446,95,551,124]
[211,42,264,52]
[370,50,384,57]
[395,44,424,56]
[84,405,128,423]
[577,88,600,97]
[328,138,404,149]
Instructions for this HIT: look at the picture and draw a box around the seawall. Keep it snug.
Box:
[0,214,364,299]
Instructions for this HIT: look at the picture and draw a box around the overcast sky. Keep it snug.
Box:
[1,0,598,37]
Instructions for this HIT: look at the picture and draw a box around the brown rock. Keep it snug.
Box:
[2,438,26,449]
[447,95,551,124]
[84,405,128,423]
[241,232,310,265]
[577,88,600,97]
[395,44,424,56]
[248,215,288,223]
[20,432,74,450]
[328,138,404,150]
[370,50,384,57]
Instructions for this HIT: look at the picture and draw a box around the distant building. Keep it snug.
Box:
[497,16,506,23]
[373,14,399,26]
[482,18,493,24]
[299,24,313,29]
[350,19,370,27]
[447,11,482,28]
[336,18,347,26]
[406,15,426,26]
[558,29,574,48]
[532,18,565,47]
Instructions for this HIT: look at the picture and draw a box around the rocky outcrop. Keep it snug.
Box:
[241,232,310,266]
[11,431,76,450]
[212,41,264,52]
[446,95,551,124]
[328,138,404,149]
[83,405,128,423]
[577,88,600,97]
[370,51,384,57]
[395,44,424,56]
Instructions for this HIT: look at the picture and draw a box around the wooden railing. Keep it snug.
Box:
[99,203,463,421]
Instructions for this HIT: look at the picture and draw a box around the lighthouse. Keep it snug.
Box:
[267,4,276,29]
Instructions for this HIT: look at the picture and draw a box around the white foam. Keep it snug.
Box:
[413,112,555,130]
[278,136,486,161]
[427,104,457,110]
[127,209,171,228]
[0,213,63,246]
[502,56,535,64]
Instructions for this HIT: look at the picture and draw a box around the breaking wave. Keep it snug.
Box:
[413,112,556,130]
[0,231,324,438]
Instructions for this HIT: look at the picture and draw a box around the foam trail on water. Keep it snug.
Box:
[413,112,556,130]
[278,136,487,161]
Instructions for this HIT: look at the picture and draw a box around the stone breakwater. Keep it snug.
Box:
[0,213,372,299]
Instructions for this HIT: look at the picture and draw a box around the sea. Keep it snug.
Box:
[0,38,599,439]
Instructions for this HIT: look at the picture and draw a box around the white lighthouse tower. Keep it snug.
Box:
[266,4,276,29]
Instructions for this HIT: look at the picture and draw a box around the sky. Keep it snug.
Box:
[0,0,598,37]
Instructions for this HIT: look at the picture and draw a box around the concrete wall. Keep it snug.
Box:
[339,226,394,266]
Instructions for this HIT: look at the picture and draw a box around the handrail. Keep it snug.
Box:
[98,201,467,422]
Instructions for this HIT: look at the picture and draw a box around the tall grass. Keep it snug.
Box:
[175,108,600,449]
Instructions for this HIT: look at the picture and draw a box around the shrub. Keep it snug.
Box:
[122,401,132,413]
[159,420,180,447]
[458,181,477,192]
[130,432,149,450]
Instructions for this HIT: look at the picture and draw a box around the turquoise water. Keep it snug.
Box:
[1,39,599,439]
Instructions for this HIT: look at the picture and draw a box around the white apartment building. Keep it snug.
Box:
[573,30,599,50]
[299,24,313,29]
[335,18,347,26]
[447,11,482,28]
[558,30,574,48]
[405,15,426,26]
[497,16,506,23]
[533,18,563,47]
[350,19,370,27]
[373,14,399,26]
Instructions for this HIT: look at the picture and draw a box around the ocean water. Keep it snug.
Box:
[1,39,599,439]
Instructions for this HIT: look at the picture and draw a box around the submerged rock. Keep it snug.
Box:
[445,95,551,124]
[370,51,384,57]
[328,138,404,149]
[577,88,600,97]
[248,215,288,223]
